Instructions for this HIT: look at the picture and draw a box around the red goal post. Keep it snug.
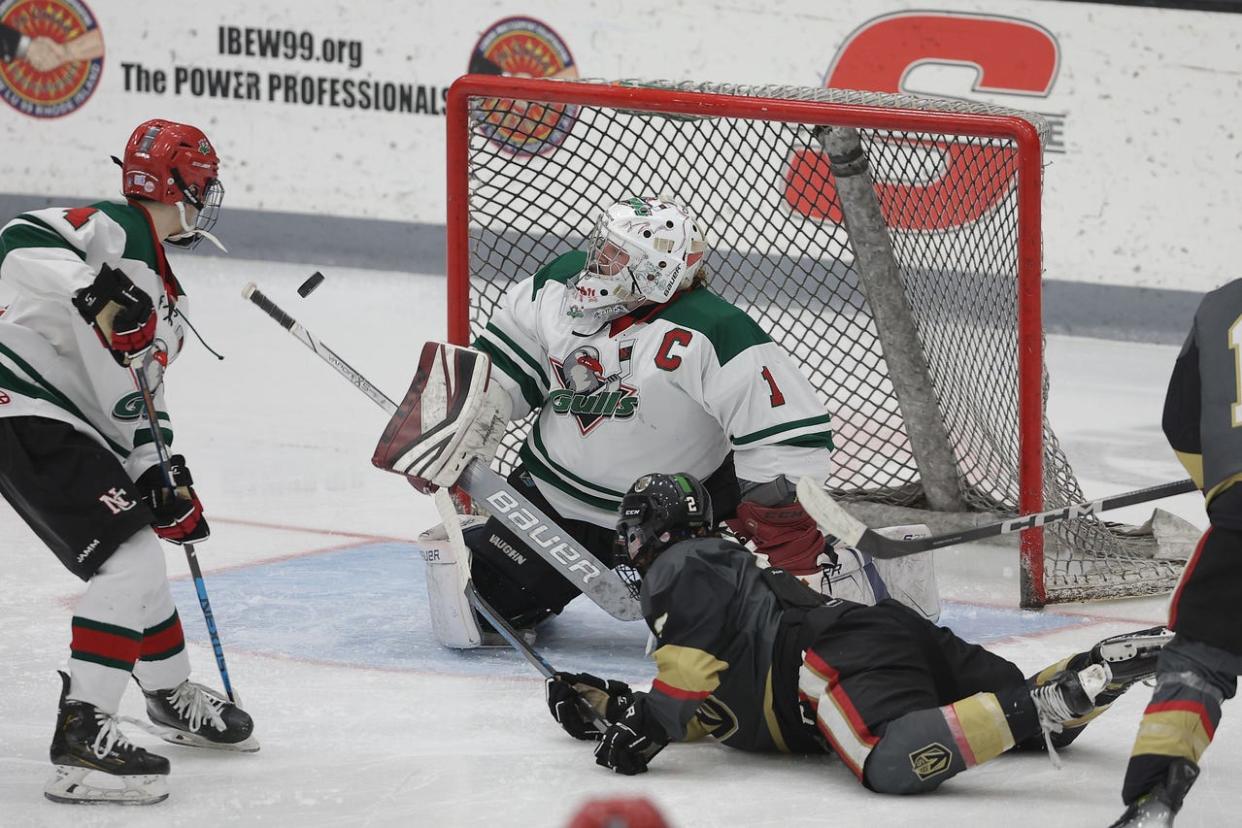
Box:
[443,74,1176,608]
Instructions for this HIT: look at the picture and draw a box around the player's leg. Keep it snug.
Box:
[0,417,171,803]
[131,582,257,751]
[1111,519,1242,826]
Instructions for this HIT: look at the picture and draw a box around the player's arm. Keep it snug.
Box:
[0,210,158,365]
[471,273,552,420]
[1163,319,1203,489]
[593,553,734,774]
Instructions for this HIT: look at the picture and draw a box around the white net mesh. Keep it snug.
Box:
[455,78,1184,604]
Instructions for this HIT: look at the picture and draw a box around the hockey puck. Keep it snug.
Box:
[297,271,325,298]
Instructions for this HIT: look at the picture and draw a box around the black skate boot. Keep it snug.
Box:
[45,672,170,805]
[1089,626,1173,707]
[142,679,259,752]
[1108,758,1200,828]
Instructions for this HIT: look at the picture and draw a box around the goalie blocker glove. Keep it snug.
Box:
[71,263,158,367]
[136,455,209,544]
[594,695,669,775]
[546,672,634,741]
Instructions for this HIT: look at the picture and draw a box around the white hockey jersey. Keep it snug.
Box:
[0,200,190,481]
[474,251,834,528]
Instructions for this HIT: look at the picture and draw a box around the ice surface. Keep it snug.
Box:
[0,258,1230,827]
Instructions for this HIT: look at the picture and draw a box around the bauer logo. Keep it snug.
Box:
[484,490,601,582]
[468,15,579,158]
[0,0,104,118]
[909,742,952,781]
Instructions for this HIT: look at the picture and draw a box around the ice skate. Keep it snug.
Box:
[1108,758,1199,828]
[1031,663,1111,734]
[45,672,169,805]
[1090,626,1173,706]
[142,680,258,752]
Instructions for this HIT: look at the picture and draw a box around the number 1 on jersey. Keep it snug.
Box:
[761,366,785,407]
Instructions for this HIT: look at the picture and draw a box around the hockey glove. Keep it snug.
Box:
[727,500,826,575]
[593,696,668,775]
[72,264,158,367]
[546,672,633,741]
[136,455,209,544]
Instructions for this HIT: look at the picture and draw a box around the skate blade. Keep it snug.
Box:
[44,765,168,805]
[1098,630,1175,663]
[119,715,260,753]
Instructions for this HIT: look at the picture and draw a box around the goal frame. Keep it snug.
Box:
[443,74,1049,605]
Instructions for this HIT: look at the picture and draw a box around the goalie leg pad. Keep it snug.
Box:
[418,489,488,649]
[871,524,940,624]
[373,342,513,489]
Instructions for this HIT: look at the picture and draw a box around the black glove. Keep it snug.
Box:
[136,455,209,544]
[593,696,668,775]
[545,672,633,741]
[72,264,157,366]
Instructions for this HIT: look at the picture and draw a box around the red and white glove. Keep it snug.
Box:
[727,500,826,575]
[136,455,210,544]
[71,264,158,366]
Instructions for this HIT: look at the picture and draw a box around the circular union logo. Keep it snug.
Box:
[469,16,579,158]
[0,0,103,118]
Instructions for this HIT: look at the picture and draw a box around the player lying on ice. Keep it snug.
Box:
[0,120,254,805]
[407,196,938,648]
[544,471,1171,792]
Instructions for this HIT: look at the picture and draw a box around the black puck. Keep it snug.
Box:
[297,271,325,298]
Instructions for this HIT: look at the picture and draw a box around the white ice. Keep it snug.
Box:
[0,257,1230,828]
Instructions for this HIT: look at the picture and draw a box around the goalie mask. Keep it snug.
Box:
[563,197,707,326]
[115,119,225,251]
[615,472,714,592]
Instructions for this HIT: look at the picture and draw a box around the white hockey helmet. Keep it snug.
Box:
[562,197,707,325]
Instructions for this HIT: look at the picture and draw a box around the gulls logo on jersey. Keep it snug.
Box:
[548,341,638,435]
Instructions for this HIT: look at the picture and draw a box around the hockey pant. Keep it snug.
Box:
[797,601,1081,794]
[1120,522,1242,804]
[0,416,189,713]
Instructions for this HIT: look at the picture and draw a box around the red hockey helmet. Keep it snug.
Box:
[117,119,224,247]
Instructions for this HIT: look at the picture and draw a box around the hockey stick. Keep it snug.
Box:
[131,358,239,704]
[465,580,609,734]
[796,476,1199,559]
[241,282,642,621]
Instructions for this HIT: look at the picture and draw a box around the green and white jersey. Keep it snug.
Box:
[474,251,834,528]
[0,200,189,480]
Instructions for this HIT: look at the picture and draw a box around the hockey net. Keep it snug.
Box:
[445,75,1185,607]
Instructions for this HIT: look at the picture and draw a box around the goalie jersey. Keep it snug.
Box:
[473,251,835,527]
[0,200,189,479]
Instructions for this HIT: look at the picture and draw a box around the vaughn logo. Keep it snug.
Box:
[98,486,136,515]
[548,341,638,436]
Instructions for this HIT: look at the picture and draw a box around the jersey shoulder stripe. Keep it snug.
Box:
[0,217,85,261]
[531,250,587,299]
[732,413,833,448]
[474,331,546,410]
[652,287,772,365]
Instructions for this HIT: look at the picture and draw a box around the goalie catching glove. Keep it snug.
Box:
[372,342,512,491]
[71,264,158,367]
[545,672,634,741]
[135,455,209,544]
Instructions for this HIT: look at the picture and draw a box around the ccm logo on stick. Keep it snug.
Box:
[485,491,601,582]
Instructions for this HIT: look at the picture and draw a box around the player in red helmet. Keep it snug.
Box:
[0,119,253,806]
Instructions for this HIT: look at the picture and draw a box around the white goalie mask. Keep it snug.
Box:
[562,197,707,326]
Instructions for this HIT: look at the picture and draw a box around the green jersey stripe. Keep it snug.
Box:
[529,423,626,497]
[475,337,545,410]
[732,414,833,447]
[519,443,622,512]
[483,322,549,388]
[0,344,130,457]
[134,427,174,449]
[776,431,835,450]
[0,222,85,261]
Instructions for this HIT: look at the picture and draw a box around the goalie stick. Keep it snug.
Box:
[795,476,1198,559]
[241,282,642,622]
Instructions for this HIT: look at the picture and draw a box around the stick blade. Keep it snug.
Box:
[796,476,869,548]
